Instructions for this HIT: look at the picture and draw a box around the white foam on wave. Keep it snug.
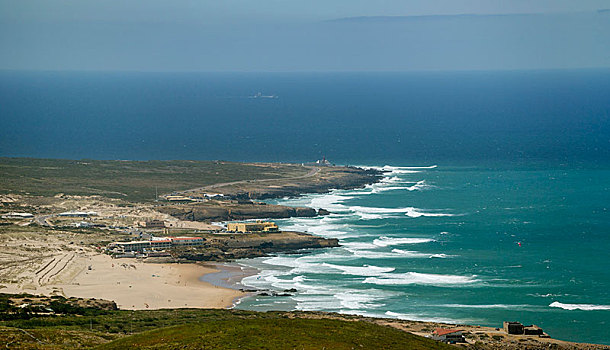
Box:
[241,269,295,290]
[549,302,610,311]
[367,164,437,173]
[349,206,455,219]
[279,215,365,239]
[404,207,455,218]
[293,288,395,311]
[373,236,435,247]
[342,244,449,260]
[363,272,479,286]
[261,255,346,275]
[365,165,420,174]
[321,263,395,276]
[365,176,435,194]
[348,249,409,259]
[335,289,396,309]
[391,249,452,259]
[405,180,434,191]
[341,241,379,250]
[308,194,353,212]
[390,249,433,258]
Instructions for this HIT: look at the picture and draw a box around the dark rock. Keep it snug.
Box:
[317,208,331,215]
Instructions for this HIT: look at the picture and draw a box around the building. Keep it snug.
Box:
[303,156,333,167]
[431,329,465,343]
[144,220,166,228]
[503,322,524,334]
[108,236,205,253]
[149,238,172,250]
[523,325,544,336]
[164,195,195,202]
[226,220,279,233]
[58,211,97,217]
[1,212,34,219]
[111,240,152,252]
[170,237,204,246]
[503,321,546,336]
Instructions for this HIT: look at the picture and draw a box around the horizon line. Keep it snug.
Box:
[2,67,610,75]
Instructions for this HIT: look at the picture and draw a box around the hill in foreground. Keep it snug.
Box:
[97,318,450,350]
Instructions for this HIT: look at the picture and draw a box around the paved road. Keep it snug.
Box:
[170,166,321,197]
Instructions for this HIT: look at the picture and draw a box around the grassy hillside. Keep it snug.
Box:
[0,304,451,349]
[97,318,450,350]
[0,158,308,202]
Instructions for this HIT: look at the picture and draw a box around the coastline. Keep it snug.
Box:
[1,253,244,310]
[199,262,261,308]
[0,161,382,313]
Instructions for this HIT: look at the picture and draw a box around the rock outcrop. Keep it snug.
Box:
[158,201,319,222]
[168,231,340,262]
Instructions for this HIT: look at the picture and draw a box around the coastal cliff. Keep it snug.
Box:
[179,166,382,200]
[169,231,339,261]
[157,201,321,222]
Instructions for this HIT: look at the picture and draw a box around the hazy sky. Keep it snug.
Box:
[1,0,609,71]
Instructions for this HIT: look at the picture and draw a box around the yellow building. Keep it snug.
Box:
[226,220,279,233]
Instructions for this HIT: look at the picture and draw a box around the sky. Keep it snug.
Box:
[1,0,609,71]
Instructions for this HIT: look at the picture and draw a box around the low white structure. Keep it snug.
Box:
[108,236,204,253]
[1,212,34,219]
[58,211,97,217]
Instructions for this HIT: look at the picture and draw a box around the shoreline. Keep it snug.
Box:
[1,253,244,310]
[199,261,260,308]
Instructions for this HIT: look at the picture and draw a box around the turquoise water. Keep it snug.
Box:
[236,164,610,344]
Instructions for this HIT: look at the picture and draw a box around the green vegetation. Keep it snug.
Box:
[0,306,452,349]
[0,158,309,202]
[99,318,450,350]
[0,294,112,321]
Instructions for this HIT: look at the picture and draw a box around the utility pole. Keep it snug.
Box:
[155,186,158,201]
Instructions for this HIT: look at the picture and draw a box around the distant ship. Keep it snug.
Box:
[248,92,278,99]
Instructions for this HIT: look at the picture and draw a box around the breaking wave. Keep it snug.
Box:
[349,206,455,219]
[391,249,452,259]
[549,302,610,311]
[363,272,479,286]
[321,263,395,276]
[373,236,435,247]
[368,180,434,194]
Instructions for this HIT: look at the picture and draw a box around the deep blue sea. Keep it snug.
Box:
[1,70,609,344]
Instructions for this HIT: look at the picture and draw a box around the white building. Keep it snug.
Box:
[1,212,34,219]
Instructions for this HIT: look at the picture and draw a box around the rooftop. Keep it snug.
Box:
[434,328,463,336]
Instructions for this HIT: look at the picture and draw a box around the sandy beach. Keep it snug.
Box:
[66,255,244,310]
[1,251,244,310]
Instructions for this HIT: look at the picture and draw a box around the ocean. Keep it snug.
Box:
[1,70,609,344]
[235,164,610,344]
